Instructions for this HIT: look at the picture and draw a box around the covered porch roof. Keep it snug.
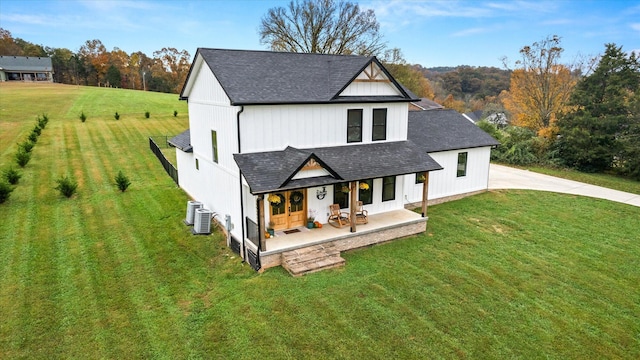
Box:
[233,141,443,195]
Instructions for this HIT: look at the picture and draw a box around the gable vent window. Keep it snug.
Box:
[457,152,468,177]
[211,130,218,163]
[372,108,387,141]
[347,109,363,143]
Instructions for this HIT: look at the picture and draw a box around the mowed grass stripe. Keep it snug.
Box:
[2,84,639,358]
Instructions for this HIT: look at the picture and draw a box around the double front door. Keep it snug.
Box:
[270,190,306,231]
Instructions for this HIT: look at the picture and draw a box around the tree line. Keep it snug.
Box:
[0,28,190,94]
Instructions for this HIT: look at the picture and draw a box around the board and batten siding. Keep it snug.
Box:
[178,60,245,241]
[339,80,402,96]
[404,147,492,204]
[240,103,408,153]
[262,178,406,226]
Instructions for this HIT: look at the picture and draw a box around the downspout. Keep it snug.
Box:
[237,106,246,260]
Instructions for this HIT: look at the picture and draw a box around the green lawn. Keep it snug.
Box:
[1,84,639,359]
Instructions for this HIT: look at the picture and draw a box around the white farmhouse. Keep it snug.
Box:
[170,48,496,275]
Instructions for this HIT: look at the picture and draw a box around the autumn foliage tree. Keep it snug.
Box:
[381,48,434,99]
[502,35,576,138]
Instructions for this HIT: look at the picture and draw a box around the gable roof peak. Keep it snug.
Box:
[181,48,415,104]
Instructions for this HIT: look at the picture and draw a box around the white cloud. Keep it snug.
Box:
[451,27,490,37]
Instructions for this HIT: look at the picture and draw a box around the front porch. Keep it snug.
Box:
[258,208,427,270]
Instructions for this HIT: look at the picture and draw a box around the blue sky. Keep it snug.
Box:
[1,0,638,68]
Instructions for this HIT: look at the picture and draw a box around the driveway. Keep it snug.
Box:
[488,164,640,207]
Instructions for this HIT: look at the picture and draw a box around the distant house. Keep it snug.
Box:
[404,109,500,206]
[0,56,54,82]
[463,110,508,126]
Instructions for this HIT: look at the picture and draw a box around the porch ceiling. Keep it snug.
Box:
[234,141,442,195]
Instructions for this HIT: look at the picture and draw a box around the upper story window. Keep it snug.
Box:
[347,109,363,143]
[457,152,468,177]
[211,130,218,163]
[372,108,387,141]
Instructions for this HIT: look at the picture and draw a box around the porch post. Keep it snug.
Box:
[350,181,357,233]
[257,195,266,251]
[421,172,430,218]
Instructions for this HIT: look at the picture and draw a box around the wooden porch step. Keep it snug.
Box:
[281,243,345,276]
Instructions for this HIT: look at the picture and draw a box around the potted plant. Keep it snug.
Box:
[267,221,275,237]
[307,210,316,229]
[359,182,369,191]
[341,185,350,193]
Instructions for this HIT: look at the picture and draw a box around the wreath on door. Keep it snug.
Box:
[290,191,304,205]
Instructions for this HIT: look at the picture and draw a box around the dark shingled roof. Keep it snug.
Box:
[234,141,442,194]
[181,48,417,105]
[0,55,53,71]
[168,130,193,152]
[408,109,500,153]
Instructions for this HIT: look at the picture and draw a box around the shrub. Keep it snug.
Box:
[145,111,150,119]
[173,110,178,117]
[37,114,48,129]
[32,125,42,136]
[15,150,31,167]
[80,111,87,122]
[114,112,120,120]
[28,132,38,143]
[114,171,131,192]
[3,167,21,185]
[55,176,78,198]
[18,140,35,153]
[0,181,13,204]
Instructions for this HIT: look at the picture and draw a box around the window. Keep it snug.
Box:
[334,182,350,209]
[358,179,373,205]
[415,172,426,184]
[347,109,363,143]
[457,152,468,177]
[195,158,199,170]
[211,130,218,163]
[382,176,396,202]
[372,108,387,141]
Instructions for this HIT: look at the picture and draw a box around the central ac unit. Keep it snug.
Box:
[184,201,203,225]
[192,208,213,235]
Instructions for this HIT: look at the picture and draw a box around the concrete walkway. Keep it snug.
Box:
[488,164,640,207]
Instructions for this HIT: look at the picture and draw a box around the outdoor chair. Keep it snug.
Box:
[328,204,350,228]
[355,201,368,224]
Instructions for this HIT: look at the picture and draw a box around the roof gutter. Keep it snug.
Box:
[236,105,246,260]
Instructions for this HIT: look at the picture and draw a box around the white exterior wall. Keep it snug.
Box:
[264,177,405,225]
[340,81,402,96]
[404,147,493,203]
[240,103,408,152]
[178,60,245,241]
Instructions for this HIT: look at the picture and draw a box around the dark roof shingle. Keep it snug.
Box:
[168,130,193,152]
[234,141,442,194]
[182,48,416,105]
[408,109,500,153]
